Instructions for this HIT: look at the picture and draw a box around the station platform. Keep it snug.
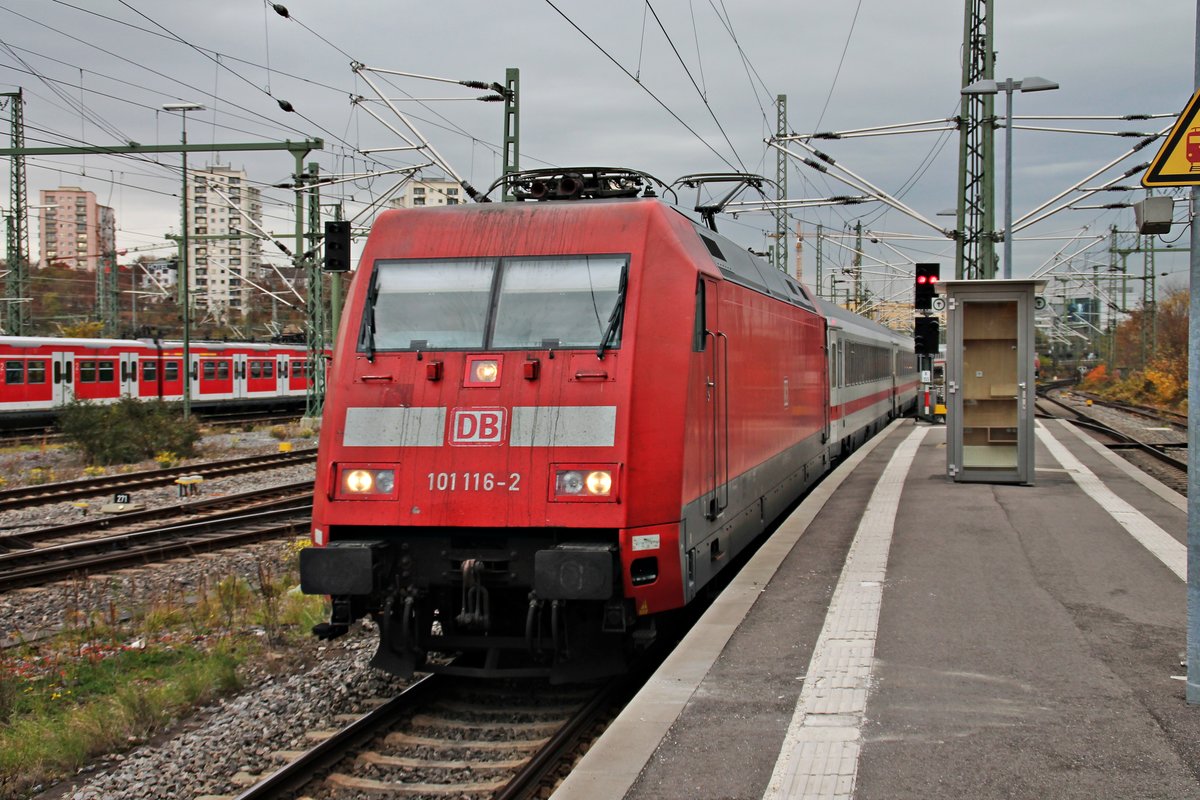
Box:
[551,417,1199,800]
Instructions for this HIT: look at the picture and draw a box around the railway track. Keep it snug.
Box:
[0,448,316,512]
[1037,390,1187,489]
[234,674,623,800]
[0,479,313,549]
[0,497,313,591]
[1066,390,1188,431]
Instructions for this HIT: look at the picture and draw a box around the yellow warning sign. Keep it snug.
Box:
[1143,87,1200,186]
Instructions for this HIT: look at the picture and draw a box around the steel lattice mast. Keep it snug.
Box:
[955,0,996,280]
[2,89,29,335]
[774,95,788,271]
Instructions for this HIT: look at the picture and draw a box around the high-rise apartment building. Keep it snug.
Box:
[187,165,263,318]
[38,187,116,272]
[389,177,463,209]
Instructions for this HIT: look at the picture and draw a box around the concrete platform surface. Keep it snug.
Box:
[551,418,1200,800]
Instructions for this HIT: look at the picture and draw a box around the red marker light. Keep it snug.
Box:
[917,275,927,284]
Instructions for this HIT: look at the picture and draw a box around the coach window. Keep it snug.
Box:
[27,361,45,384]
[164,361,180,382]
[97,361,115,383]
[4,361,22,384]
[79,360,96,383]
[142,361,157,382]
[367,259,494,350]
[250,361,262,379]
[492,255,626,349]
[217,362,230,380]
[203,361,216,381]
[262,361,274,378]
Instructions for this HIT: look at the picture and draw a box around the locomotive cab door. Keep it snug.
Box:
[699,278,728,520]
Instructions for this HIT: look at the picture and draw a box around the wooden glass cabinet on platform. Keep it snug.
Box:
[941,280,1044,484]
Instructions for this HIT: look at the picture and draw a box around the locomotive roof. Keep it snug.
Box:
[679,213,818,315]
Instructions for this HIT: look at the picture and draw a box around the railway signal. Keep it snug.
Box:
[914,262,940,310]
[914,315,939,354]
[324,220,352,272]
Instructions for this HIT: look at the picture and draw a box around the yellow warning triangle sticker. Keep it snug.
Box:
[1142,87,1200,187]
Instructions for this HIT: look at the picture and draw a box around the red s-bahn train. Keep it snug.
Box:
[301,168,918,681]
[0,335,314,427]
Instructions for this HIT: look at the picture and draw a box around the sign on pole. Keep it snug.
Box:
[1143,87,1200,186]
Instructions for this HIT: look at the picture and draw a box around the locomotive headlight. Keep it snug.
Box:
[553,466,617,501]
[473,359,499,383]
[344,469,375,493]
[584,470,612,496]
[342,468,396,495]
[555,470,585,495]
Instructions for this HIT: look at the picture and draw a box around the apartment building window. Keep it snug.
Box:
[447,188,459,196]
[413,197,426,206]
[195,227,207,235]
[413,187,425,195]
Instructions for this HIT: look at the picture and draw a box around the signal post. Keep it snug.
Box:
[913,263,943,422]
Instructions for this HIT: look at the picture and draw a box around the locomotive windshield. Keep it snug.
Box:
[364,254,627,351]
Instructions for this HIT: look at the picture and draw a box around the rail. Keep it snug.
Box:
[0,449,315,511]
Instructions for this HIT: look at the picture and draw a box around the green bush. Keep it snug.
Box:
[57,399,202,466]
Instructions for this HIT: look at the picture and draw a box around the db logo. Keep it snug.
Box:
[450,408,507,445]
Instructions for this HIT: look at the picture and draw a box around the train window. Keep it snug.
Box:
[142,361,157,382]
[217,362,230,380]
[202,361,216,380]
[98,361,115,383]
[4,361,23,384]
[79,360,96,383]
[250,361,262,379]
[693,279,707,352]
[292,360,307,378]
[262,361,274,378]
[492,255,626,349]
[369,259,495,350]
[27,361,45,384]
[164,362,180,382]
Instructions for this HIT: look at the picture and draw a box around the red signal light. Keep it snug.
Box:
[916,275,928,284]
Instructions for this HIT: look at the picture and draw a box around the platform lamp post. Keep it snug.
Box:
[961,76,1058,279]
[162,102,205,419]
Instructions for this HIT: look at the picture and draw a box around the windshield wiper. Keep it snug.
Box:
[359,273,380,362]
[596,268,627,360]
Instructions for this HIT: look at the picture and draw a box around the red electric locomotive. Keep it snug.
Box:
[301,168,916,680]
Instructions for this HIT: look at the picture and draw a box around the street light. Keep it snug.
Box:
[162,102,205,418]
[961,76,1059,279]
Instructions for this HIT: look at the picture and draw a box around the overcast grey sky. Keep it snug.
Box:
[1,0,1196,303]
